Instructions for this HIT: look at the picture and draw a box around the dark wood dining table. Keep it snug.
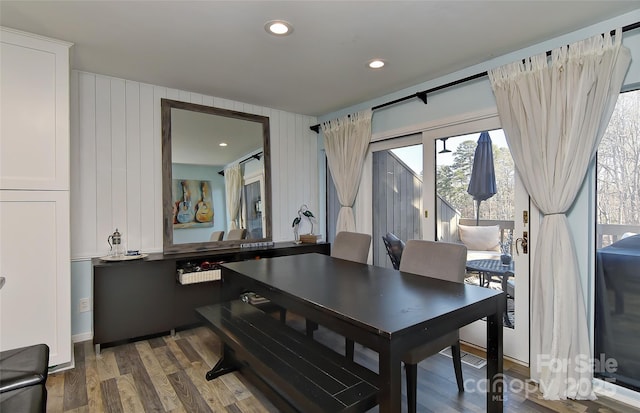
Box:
[220,253,505,412]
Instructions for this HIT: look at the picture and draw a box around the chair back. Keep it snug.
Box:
[226,228,247,240]
[331,231,371,264]
[382,232,405,270]
[399,240,467,283]
[209,231,224,241]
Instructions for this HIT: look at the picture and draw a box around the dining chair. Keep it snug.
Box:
[400,239,467,413]
[226,228,247,240]
[328,231,372,360]
[331,231,372,263]
[382,232,405,270]
[209,230,224,241]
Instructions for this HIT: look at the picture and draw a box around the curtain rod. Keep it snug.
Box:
[310,21,639,134]
[218,152,262,176]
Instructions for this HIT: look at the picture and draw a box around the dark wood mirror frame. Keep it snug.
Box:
[161,98,272,254]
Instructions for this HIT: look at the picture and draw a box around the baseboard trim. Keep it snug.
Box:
[594,379,640,409]
[72,332,93,343]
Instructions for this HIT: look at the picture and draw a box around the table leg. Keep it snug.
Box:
[486,298,504,413]
[305,320,318,337]
[378,347,402,413]
[481,271,490,287]
[501,275,513,328]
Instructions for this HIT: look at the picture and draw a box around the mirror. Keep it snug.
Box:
[161,99,271,254]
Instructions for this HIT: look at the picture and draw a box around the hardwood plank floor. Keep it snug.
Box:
[47,315,635,412]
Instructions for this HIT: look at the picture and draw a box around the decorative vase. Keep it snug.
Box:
[500,254,512,265]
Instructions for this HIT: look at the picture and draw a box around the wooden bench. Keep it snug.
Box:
[196,301,379,413]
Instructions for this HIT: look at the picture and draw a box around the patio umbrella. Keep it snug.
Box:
[467,131,497,224]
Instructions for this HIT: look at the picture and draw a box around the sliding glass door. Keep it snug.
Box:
[594,89,640,392]
[432,128,530,362]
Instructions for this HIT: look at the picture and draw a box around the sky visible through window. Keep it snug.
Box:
[390,130,508,175]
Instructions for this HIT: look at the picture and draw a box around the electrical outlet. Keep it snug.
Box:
[79,298,91,313]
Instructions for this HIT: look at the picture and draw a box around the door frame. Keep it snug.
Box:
[242,171,266,237]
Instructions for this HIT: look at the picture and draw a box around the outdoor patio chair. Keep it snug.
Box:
[382,232,405,269]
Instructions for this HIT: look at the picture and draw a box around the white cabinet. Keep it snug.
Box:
[1,27,71,191]
[0,191,71,365]
[0,27,72,366]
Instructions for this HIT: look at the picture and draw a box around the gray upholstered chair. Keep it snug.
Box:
[329,231,372,359]
[226,228,247,240]
[400,239,467,413]
[331,231,371,263]
[209,230,224,241]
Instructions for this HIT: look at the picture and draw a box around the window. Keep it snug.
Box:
[594,89,640,391]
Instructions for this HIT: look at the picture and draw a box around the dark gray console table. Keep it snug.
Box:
[92,242,329,353]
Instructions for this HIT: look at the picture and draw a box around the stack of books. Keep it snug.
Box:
[299,234,322,244]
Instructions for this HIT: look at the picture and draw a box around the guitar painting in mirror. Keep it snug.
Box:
[173,180,213,228]
[162,98,271,254]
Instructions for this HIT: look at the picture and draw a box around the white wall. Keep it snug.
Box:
[70,71,319,337]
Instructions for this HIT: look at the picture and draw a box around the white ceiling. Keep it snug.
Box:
[172,107,263,166]
[1,1,637,116]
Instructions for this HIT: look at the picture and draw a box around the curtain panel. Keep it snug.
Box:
[322,110,372,233]
[489,28,630,400]
[224,163,243,229]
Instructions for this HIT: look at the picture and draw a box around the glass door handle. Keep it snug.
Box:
[516,231,528,255]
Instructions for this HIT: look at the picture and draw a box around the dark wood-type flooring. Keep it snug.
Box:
[46,314,637,412]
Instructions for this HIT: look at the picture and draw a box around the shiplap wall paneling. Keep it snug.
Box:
[125,81,141,252]
[71,71,97,255]
[140,83,157,250]
[70,71,319,259]
[72,74,165,258]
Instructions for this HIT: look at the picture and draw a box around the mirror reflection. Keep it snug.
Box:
[162,99,271,254]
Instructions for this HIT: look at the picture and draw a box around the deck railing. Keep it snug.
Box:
[439,198,639,250]
[597,223,640,248]
[437,196,514,246]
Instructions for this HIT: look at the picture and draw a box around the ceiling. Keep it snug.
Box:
[172,107,263,166]
[1,1,637,116]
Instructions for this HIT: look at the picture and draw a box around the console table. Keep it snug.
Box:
[92,242,329,353]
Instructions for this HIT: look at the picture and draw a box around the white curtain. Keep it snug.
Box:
[224,163,242,229]
[322,110,372,233]
[489,29,630,400]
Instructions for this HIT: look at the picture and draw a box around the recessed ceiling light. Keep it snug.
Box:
[265,20,293,36]
[219,142,228,147]
[368,59,385,69]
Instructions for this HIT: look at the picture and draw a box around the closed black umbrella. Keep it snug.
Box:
[467,131,497,224]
